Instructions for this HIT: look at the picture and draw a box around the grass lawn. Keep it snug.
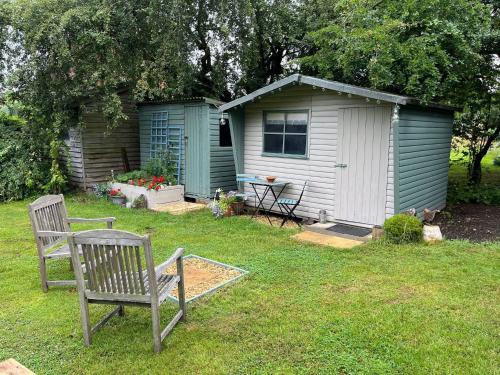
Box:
[0,195,499,374]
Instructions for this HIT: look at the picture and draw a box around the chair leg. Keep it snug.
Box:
[39,257,48,293]
[151,302,162,353]
[69,258,74,272]
[280,205,291,228]
[118,305,125,316]
[177,270,187,322]
[79,297,92,346]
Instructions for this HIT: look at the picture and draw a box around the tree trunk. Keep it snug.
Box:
[469,124,500,184]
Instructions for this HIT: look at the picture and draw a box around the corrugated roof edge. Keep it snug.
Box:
[138,97,225,107]
[218,74,456,112]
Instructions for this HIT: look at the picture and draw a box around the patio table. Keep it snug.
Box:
[248,178,290,225]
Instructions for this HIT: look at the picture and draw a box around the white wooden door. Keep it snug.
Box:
[335,107,391,226]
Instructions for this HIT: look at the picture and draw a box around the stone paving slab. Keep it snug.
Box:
[152,201,206,215]
[0,359,35,375]
[292,231,363,249]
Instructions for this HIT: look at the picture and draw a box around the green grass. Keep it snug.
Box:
[0,195,499,374]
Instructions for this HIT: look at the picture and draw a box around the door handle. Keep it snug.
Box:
[335,163,347,168]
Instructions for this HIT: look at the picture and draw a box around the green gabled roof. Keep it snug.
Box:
[219,74,455,112]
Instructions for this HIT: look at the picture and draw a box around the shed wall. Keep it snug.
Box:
[66,92,140,189]
[242,85,393,222]
[138,103,186,184]
[395,106,453,214]
[209,106,237,194]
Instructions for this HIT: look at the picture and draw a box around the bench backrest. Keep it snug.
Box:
[28,194,70,254]
[67,230,158,302]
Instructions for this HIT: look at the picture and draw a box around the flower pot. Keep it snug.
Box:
[111,196,126,205]
[230,201,245,215]
[223,207,233,217]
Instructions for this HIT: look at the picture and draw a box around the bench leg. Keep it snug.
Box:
[177,257,187,321]
[39,257,48,292]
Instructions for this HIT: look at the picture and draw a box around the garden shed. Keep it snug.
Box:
[62,90,140,190]
[138,98,236,199]
[220,74,455,227]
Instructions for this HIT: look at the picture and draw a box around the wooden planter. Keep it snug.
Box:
[111,182,184,209]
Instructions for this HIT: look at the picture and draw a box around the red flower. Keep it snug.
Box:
[159,176,165,183]
[155,185,160,191]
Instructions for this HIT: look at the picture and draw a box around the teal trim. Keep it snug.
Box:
[262,110,310,157]
[261,152,309,160]
[228,108,245,176]
[396,106,454,215]
[392,105,401,213]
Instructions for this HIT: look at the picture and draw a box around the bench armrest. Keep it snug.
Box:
[155,247,184,275]
[66,217,116,223]
[66,217,116,229]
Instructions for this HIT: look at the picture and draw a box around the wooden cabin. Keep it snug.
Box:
[220,74,455,227]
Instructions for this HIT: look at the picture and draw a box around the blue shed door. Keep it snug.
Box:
[184,105,208,197]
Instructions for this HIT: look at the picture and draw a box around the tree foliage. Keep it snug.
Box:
[0,0,498,197]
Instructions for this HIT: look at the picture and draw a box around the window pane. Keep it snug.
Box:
[264,133,283,153]
[284,134,307,155]
[219,118,232,147]
[286,112,307,133]
[265,112,285,132]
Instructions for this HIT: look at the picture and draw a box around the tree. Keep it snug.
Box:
[227,0,307,95]
[300,0,499,183]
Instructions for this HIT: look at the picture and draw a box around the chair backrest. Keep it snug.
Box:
[236,174,258,191]
[67,230,157,301]
[297,180,308,203]
[28,194,70,253]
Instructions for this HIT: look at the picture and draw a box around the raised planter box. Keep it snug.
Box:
[111,182,184,209]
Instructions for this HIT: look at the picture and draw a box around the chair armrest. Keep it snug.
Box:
[155,247,184,275]
[37,231,68,238]
[66,217,116,223]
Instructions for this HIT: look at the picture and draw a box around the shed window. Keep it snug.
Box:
[150,112,168,157]
[219,118,232,147]
[263,111,308,156]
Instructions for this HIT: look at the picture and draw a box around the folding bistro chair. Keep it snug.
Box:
[28,194,116,292]
[235,174,258,213]
[277,181,308,227]
[67,229,187,353]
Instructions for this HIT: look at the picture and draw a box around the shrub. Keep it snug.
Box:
[494,155,500,167]
[0,112,54,201]
[92,182,111,199]
[383,214,423,244]
[447,182,500,205]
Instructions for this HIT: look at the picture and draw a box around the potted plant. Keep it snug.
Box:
[109,188,126,205]
[230,194,245,215]
[218,191,237,217]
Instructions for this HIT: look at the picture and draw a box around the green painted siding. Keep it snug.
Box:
[209,106,236,194]
[396,106,453,214]
[138,104,186,184]
[139,101,236,199]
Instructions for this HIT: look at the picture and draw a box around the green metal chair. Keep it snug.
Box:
[235,174,258,213]
[277,181,308,227]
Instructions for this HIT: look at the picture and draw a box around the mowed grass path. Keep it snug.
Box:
[0,195,498,374]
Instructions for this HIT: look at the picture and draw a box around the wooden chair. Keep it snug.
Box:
[67,229,187,353]
[28,194,116,292]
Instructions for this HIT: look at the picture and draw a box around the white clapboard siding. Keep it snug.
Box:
[243,85,393,223]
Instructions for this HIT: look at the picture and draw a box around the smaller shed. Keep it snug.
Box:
[62,91,140,190]
[138,98,237,199]
[220,74,455,227]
